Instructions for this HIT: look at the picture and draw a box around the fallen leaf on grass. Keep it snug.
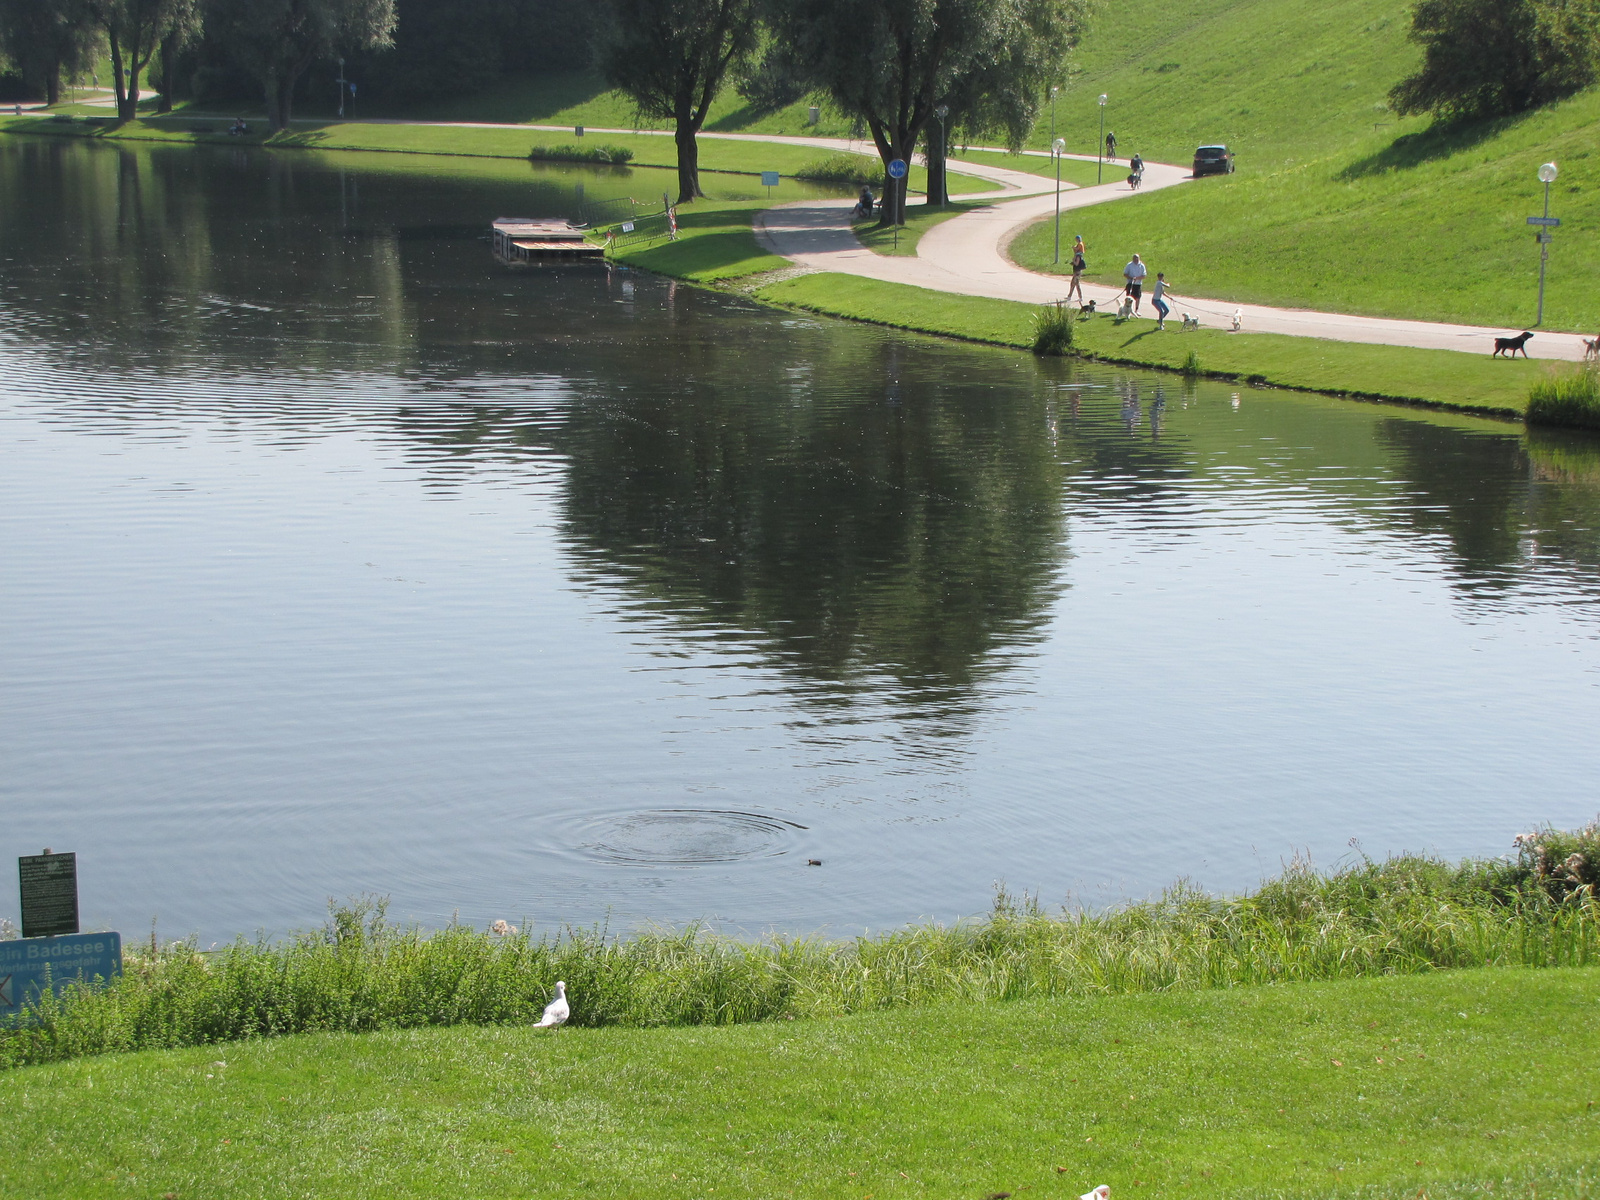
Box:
[1331,1060,1344,1067]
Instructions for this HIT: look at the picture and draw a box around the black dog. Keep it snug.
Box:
[1493,331,1533,358]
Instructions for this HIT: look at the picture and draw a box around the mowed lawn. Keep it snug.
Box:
[1007,0,1599,332]
[3,967,1597,1200]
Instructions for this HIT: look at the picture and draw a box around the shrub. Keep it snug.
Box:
[1513,816,1600,900]
[1032,302,1075,355]
[1526,365,1600,429]
[1181,350,1202,376]
[794,151,880,186]
[529,143,635,165]
[1389,0,1600,119]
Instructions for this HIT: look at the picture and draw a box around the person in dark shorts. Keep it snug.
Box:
[1067,235,1087,303]
[1105,131,1117,160]
[1123,253,1147,313]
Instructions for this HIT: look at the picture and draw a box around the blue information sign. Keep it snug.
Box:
[887,159,908,179]
[0,932,122,1017]
[760,171,780,187]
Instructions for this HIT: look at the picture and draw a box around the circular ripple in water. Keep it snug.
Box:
[578,809,808,866]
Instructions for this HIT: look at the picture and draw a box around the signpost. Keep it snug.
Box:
[761,170,779,198]
[20,851,78,938]
[886,158,908,243]
[0,932,122,1018]
[1532,162,1558,325]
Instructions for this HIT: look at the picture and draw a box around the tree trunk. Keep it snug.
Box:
[673,112,703,204]
[925,120,946,207]
[265,74,290,132]
[46,61,61,108]
[108,33,130,120]
[157,33,176,113]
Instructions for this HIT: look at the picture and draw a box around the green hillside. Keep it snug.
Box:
[1009,0,1599,332]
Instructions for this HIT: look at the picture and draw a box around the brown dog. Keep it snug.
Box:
[1493,331,1533,358]
[1584,335,1599,361]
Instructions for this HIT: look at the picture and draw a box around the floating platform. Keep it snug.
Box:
[492,218,605,262]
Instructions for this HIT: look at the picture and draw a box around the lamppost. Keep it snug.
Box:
[934,104,949,206]
[1050,84,1058,142]
[1535,160,1558,326]
[1053,137,1066,263]
[1097,93,1108,184]
[338,58,346,118]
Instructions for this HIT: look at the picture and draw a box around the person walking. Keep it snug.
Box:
[1123,253,1147,314]
[1150,271,1174,329]
[1105,131,1117,161]
[1066,235,1087,303]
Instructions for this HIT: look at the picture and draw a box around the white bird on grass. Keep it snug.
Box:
[1080,1187,1111,1200]
[534,980,569,1029]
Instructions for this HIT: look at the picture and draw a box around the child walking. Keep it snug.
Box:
[1066,235,1087,303]
[1151,272,1174,329]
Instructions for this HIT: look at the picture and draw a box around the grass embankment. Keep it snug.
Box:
[757,274,1548,414]
[0,115,989,197]
[3,968,1598,1199]
[1009,0,1599,331]
[6,833,1597,1069]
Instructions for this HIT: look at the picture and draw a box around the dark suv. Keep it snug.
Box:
[1192,145,1235,176]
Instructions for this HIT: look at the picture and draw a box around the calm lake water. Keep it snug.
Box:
[3,138,1600,944]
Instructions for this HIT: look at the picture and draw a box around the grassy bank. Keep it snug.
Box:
[5,825,1597,1069]
[3,966,1598,1199]
[756,273,1546,415]
[0,115,990,197]
[1009,0,1599,331]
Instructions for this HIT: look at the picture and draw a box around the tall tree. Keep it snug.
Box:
[206,0,396,131]
[1389,0,1600,119]
[777,0,1085,224]
[95,0,198,120]
[596,0,759,204]
[0,0,102,106]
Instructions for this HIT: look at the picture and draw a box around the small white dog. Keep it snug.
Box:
[1181,313,1200,331]
[1584,335,1599,361]
[1231,308,1243,331]
[1116,295,1135,320]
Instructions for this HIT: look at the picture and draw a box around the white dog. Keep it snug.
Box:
[1181,313,1200,331]
[1116,295,1135,320]
[1584,335,1599,361]
[1231,308,1243,331]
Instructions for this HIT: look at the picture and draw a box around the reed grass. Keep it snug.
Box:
[3,833,1596,1071]
[793,151,879,186]
[1032,301,1076,355]
[528,142,634,165]
[1526,364,1600,429]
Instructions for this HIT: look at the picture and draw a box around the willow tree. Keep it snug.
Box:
[0,0,102,106]
[775,0,1086,224]
[206,0,396,130]
[596,0,759,203]
[93,0,198,119]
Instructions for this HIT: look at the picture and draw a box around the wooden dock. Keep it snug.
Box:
[491,218,605,263]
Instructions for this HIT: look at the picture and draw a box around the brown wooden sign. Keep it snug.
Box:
[19,852,79,938]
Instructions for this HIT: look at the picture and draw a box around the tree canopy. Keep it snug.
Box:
[205,0,396,130]
[596,0,760,203]
[1389,0,1600,119]
[774,0,1086,223]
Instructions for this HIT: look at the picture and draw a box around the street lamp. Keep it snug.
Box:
[338,57,346,118]
[1536,160,1558,326]
[1050,84,1059,142]
[934,104,949,206]
[1097,93,1108,184]
[1053,137,1066,263]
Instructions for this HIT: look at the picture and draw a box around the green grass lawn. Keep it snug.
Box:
[757,273,1554,415]
[950,147,1122,187]
[1007,0,1599,332]
[1,115,988,197]
[4,966,1597,1199]
[853,199,991,257]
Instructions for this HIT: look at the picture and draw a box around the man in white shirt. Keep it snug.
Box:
[1123,254,1148,314]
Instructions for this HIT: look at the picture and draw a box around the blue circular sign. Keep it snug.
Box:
[887,158,908,179]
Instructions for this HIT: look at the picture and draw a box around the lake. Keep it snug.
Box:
[3,137,1599,944]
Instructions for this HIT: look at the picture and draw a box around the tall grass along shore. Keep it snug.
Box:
[1528,364,1600,430]
[3,821,1596,1070]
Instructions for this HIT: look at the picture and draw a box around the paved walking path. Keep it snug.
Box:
[751,150,1592,362]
